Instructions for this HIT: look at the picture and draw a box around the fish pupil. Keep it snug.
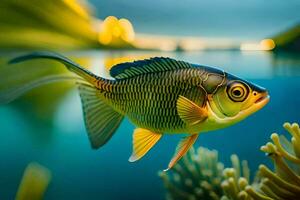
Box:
[233,89,242,97]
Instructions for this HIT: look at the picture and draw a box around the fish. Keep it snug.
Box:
[2,52,270,170]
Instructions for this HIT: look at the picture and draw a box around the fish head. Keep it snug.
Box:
[207,73,269,126]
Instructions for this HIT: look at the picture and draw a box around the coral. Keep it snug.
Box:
[257,122,300,199]
[221,122,300,200]
[220,155,255,200]
[160,122,300,200]
[159,147,225,200]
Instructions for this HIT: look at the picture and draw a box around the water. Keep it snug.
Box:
[0,50,300,199]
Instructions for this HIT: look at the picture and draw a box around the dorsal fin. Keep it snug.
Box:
[109,57,194,79]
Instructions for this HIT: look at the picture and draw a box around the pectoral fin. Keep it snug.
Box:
[129,128,162,162]
[177,95,208,125]
[164,134,198,171]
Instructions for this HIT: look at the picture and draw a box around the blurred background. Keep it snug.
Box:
[0,0,300,199]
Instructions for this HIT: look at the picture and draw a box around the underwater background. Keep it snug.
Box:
[0,0,300,199]
[0,50,300,199]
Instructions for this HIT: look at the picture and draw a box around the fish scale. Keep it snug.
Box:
[100,68,224,132]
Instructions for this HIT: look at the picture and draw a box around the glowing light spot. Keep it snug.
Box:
[240,39,276,51]
[98,16,135,46]
[260,39,276,51]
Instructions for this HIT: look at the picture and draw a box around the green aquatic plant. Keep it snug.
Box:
[159,147,225,200]
[160,122,300,200]
[257,122,300,199]
[222,122,300,200]
[16,162,51,200]
[159,148,252,200]
[220,155,254,200]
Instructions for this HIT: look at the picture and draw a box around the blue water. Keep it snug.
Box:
[0,50,300,199]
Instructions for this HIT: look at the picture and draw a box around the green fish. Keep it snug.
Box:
[3,52,269,170]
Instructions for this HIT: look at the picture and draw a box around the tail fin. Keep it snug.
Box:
[9,51,99,84]
[78,82,123,149]
[8,52,123,149]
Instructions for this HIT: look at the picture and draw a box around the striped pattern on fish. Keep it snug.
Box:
[5,52,269,170]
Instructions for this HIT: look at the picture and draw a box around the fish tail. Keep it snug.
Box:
[77,82,124,149]
[8,52,123,149]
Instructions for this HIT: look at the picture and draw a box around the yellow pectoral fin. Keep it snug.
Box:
[164,134,198,171]
[177,95,208,125]
[129,128,162,162]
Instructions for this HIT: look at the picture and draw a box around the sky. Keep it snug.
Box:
[90,0,300,40]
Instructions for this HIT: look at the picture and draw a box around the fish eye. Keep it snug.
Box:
[227,81,249,102]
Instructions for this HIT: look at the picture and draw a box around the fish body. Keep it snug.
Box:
[99,65,222,133]
[4,52,270,170]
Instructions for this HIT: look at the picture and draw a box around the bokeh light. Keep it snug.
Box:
[98,16,135,47]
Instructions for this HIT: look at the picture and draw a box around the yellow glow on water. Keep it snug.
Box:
[240,39,276,51]
[98,16,135,46]
[260,39,276,51]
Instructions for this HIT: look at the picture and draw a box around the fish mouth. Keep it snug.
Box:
[225,93,269,123]
[207,92,270,125]
[254,93,270,108]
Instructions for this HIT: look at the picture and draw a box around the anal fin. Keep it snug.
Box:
[164,134,198,171]
[129,128,162,162]
[78,83,124,149]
